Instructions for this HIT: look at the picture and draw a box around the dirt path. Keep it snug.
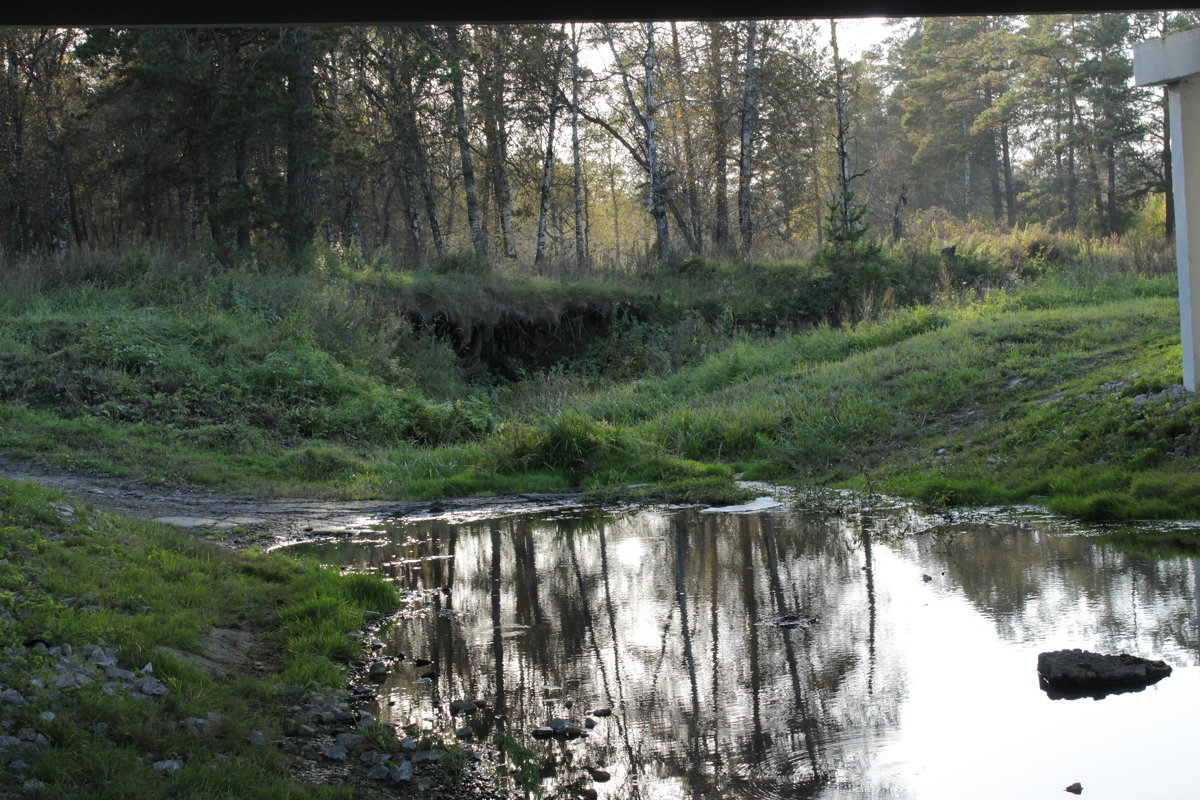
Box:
[0,453,582,548]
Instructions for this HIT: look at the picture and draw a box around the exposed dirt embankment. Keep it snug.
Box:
[407,300,646,379]
[0,453,581,549]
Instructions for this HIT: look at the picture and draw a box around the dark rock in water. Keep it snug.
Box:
[588,768,612,783]
[922,574,933,582]
[420,669,440,680]
[367,661,389,678]
[583,718,597,729]
[413,658,433,667]
[530,727,555,739]
[456,725,474,739]
[776,614,818,629]
[1065,782,1083,794]
[561,725,587,739]
[1038,649,1172,699]
[591,707,612,717]
[548,717,568,732]
[449,700,478,716]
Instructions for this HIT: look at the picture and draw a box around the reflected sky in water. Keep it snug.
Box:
[285,505,1200,800]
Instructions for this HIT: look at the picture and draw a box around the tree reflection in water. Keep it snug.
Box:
[284,506,1200,800]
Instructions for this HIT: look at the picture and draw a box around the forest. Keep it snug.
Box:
[3,12,1197,266]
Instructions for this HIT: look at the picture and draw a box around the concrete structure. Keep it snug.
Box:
[1135,29,1200,391]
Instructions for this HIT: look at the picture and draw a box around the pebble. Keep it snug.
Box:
[152,759,183,772]
[591,707,613,717]
[389,761,414,782]
[1,688,24,705]
[322,744,348,761]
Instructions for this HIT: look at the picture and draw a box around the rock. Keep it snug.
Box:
[456,726,474,738]
[583,718,597,729]
[413,658,433,667]
[548,718,569,732]
[449,700,477,716]
[589,768,612,782]
[530,727,555,739]
[335,733,364,748]
[322,744,348,761]
[357,711,376,727]
[922,574,933,582]
[152,759,183,772]
[367,764,390,780]
[1,689,24,705]
[420,669,440,680]
[367,661,389,678]
[139,679,170,697]
[389,760,413,782]
[1038,649,1172,699]
[1065,782,1083,794]
[248,730,267,747]
[591,707,612,717]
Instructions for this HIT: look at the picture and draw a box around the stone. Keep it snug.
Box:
[389,760,414,782]
[335,733,364,748]
[531,727,555,739]
[456,726,474,739]
[152,759,183,772]
[322,744,348,761]
[368,661,389,678]
[589,768,612,783]
[548,717,568,732]
[449,700,477,716]
[1066,782,1083,794]
[591,707,612,717]
[367,764,390,780]
[139,679,170,697]
[0,689,23,705]
[248,730,267,747]
[584,718,597,729]
[1038,649,1172,699]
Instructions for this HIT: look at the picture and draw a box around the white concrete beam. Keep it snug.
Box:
[1135,29,1200,391]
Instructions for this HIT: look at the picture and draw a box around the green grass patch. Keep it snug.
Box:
[0,477,397,799]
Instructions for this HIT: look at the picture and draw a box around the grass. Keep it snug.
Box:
[0,236,1196,528]
[0,477,398,799]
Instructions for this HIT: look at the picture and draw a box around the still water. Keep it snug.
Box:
[284,501,1200,800]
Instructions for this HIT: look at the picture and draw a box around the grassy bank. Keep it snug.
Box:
[0,234,1197,525]
[0,477,402,799]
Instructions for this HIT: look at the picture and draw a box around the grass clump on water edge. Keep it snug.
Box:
[0,477,397,799]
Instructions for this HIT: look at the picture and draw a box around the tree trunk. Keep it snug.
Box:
[643,24,671,261]
[447,27,486,257]
[284,27,317,259]
[571,23,587,267]
[737,20,758,254]
[671,22,702,252]
[1001,121,1016,227]
[707,23,731,250]
[535,29,568,267]
[988,134,1003,224]
[482,32,516,259]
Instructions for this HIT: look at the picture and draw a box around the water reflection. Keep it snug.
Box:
[286,506,1200,800]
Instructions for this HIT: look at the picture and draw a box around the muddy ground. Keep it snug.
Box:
[0,453,583,549]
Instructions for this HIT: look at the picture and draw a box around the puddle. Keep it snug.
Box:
[284,502,1200,799]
